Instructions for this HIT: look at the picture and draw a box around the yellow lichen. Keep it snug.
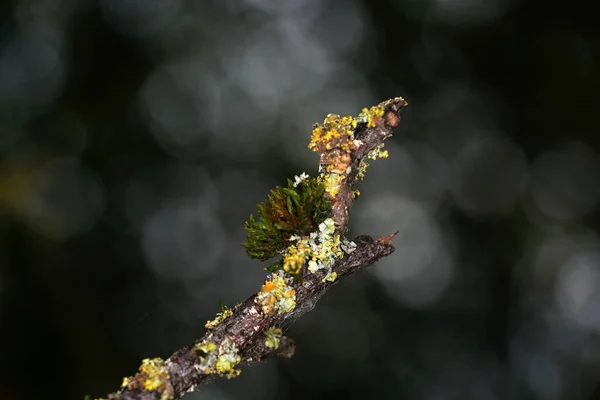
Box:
[195,340,218,375]
[205,305,233,329]
[358,104,386,128]
[308,98,406,207]
[323,173,345,197]
[196,341,217,354]
[256,271,297,315]
[119,358,173,399]
[139,358,171,396]
[215,356,241,378]
[214,337,241,378]
[356,159,369,182]
[358,96,406,128]
[265,327,283,350]
[282,237,311,275]
[323,271,337,282]
[195,337,241,379]
[367,144,388,160]
[308,113,358,153]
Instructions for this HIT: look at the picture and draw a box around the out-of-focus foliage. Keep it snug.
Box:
[0,0,599,400]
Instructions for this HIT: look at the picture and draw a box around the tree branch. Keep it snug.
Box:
[102,97,407,400]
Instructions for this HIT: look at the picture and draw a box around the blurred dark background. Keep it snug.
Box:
[1,0,599,399]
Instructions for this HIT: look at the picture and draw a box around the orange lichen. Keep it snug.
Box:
[255,272,296,314]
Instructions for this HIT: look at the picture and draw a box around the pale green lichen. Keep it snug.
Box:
[306,218,345,282]
[356,143,390,183]
[264,327,283,350]
[356,159,369,182]
[255,271,297,314]
[340,237,357,254]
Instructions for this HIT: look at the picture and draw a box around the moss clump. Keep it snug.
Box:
[242,175,330,264]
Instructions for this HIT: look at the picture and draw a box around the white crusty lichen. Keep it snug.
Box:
[292,172,309,187]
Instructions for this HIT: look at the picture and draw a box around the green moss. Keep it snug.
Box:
[242,176,330,263]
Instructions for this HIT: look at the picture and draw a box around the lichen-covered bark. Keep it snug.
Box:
[103,97,407,400]
[317,97,407,232]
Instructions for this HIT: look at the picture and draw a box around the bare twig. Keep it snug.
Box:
[103,97,407,400]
